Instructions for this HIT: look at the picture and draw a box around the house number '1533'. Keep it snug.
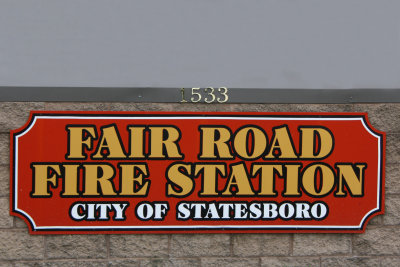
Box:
[180,87,229,103]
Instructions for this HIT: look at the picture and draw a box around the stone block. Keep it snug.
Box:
[353,227,400,255]
[0,198,13,228]
[228,103,353,113]
[170,234,230,257]
[14,217,29,229]
[201,257,259,267]
[44,103,113,111]
[76,261,108,267]
[109,103,181,111]
[353,104,400,133]
[141,258,201,267]
[0,230,44,260]
[109,234,168,258]
[386,163,400,194]
[227,104,287,112]
[46,235,107,259]
[381,257,400,267]
[0,134,9,165]
[261,257,320,267]
[321,256,380,267]
[0,262,12,267]
[0,165,9,197]
[385,134,400,164]
[232,234,290,256]
[44,262,76,267]
[284,104,354,112]
[0,102,44,133]
[384,195,400,225]
[13,262,44,267]
[293,234,351,256]
[107,260,141,267]
[15,261,77,267]
[368,215,382,225]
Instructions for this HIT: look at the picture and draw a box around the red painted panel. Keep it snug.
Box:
[10,112,385,234]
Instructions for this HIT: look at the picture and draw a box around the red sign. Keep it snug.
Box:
[10,112,385,234]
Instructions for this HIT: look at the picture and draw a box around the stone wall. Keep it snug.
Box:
[0,102,399,267]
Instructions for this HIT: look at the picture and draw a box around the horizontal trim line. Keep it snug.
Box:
[1,87,400,103]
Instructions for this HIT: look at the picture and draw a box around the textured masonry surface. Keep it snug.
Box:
[0,102,399,267]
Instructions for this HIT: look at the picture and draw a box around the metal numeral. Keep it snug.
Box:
[179,87,229,103]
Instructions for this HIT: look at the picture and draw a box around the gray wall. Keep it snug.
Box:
[1,0,400,89]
